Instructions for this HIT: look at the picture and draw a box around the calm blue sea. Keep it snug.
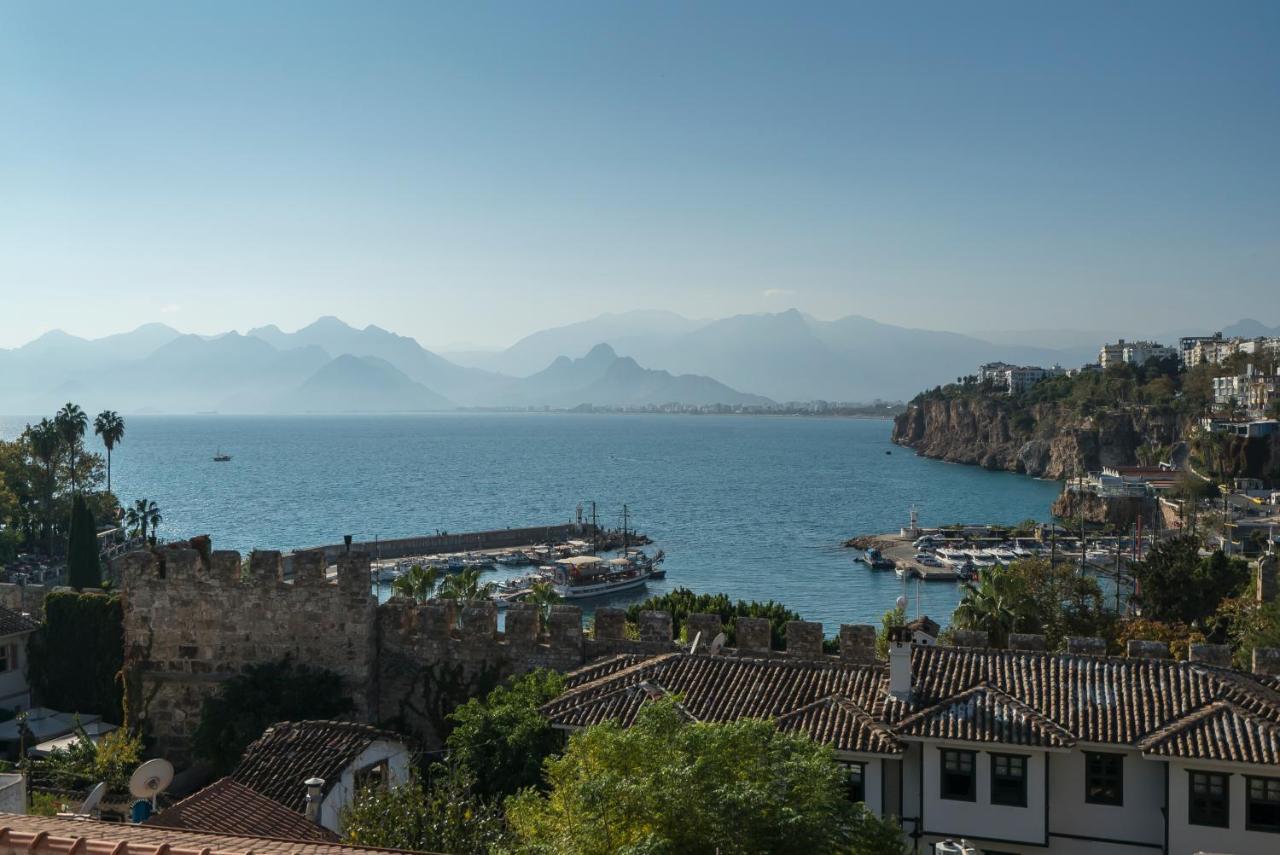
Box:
[0,414,1061,630]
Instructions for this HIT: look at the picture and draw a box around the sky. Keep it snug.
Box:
[1,1,1277,350]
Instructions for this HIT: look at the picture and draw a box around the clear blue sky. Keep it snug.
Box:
[1,1,1277,349]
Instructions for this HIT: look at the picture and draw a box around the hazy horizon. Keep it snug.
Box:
[3,2,1278,349]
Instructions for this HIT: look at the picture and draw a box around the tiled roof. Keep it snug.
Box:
[546,646,1280,763]
[563,653,655,689]
[774,696,902,755]
[0,606,39,637]
[544,654,892,755]
[0,812,437,855]
[145,778,338,842]
[892,684,1076,749]
[232,721,410,812]
[1139,701,1280,766]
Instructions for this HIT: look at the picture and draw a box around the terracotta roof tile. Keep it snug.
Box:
[549,646,1280,763]
[0,812,438,855]
[893,683,1076,749]
[0,606,39,637]
[145,778,337,843]
[232,721,410,812]
[1139,701,1280,765]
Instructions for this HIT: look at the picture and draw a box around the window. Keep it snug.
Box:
[940,749,975,801]
[844,762,866,803]
[991,754,1027,807]
[1188,771,1229,828]
[1247,776,1280,833]
[354,759,389,793]
[0,645,8,672]
[1085,752,1124,806]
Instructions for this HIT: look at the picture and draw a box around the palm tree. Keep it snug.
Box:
[25,419,62,553]
[391,564,440,602]
[437,567,496,603]
[126,499,162,543]
[55,403,88,494]
[953,569,1022,648]
[93,411,125,494]
[523,581,562,631]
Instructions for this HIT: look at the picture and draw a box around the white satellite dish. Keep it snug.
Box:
[895,595,908,611]
[709,632,727,656]
[78,782,108,816]
[689,630,703,655]
[129,758,175,802]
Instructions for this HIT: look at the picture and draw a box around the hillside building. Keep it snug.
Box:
[1098,339,1176,369]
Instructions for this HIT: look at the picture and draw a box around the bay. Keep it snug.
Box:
[0,413,1062,630]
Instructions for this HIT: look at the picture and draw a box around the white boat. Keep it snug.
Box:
[549,555,650,600]
[495,551,528,566]
[991,548,1019,563]
[895,563,908,578]
[936,548,968,565]
[966,550,996,568]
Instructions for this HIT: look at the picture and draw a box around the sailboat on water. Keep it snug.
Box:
[213,448,232,462]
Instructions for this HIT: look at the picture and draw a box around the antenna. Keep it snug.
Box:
[689,630,703,655]
[77,782,108,816]
[129,758,175,806]
[709,632,727,656]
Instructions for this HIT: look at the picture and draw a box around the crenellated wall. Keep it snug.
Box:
[120,545,376,763]
[120,543,880,759]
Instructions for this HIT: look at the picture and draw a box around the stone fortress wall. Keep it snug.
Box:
[118,541,879,760]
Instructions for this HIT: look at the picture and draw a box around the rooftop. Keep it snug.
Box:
[0,606,40,637]
[145,778,338,843]
[0,813,436,855]
[231,721,411,812]
[546,646,1280,763]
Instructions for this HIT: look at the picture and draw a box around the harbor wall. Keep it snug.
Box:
[292,522,597,563]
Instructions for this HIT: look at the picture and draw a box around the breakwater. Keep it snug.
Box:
[290,523,600,563]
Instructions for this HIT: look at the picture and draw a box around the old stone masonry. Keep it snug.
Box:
[120,541,878,762]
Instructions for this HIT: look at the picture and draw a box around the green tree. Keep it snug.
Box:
[1131,536,1250,627]
[66,494,101,588]
[25,419,62,553]
[953,569,1022,648]
[125,498,161,543]
[342,762,510,855]
[93,411,125,495]
[506,698,904,854]
[27,591,124,722]
[192,658,355,774]
[875,602,907,659]
[390,563,439,602]
[54,403,88,494]
[523,581,562,631]
[625,588,803,649]
[437,566,495,602]
[445,669,564,799]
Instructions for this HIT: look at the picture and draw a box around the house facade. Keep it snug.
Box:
[0,607,40,712]
[543,621,1280,855]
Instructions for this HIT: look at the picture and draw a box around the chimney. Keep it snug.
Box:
[304,777,325,824]
[1257,552,1278,604]
[888,626,913,700]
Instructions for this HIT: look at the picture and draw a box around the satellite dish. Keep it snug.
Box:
[129,758,175,801]
[709,632,727,656]
[895,595,908,611]
[78,782,108,816]
[689,630,703,655]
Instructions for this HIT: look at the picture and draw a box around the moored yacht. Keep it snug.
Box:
[550,555,650,600]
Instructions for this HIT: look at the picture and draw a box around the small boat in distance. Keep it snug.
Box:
[213,449,231,462]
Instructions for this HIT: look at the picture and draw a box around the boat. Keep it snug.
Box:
[954,559,978,581]
[213,449,231,462]
[894,563,908,578]
[936,548,969,566]
[549,555,651,600]
[495,551,529,566]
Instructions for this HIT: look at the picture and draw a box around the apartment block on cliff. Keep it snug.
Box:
[1098,339,1176,369]
[978,362,1066,395]
[546,616,1280,855]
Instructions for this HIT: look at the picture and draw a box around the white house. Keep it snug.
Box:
[147,720,413,838]
[1100,339,1176,369]
[0,606,40,711]
[547,622,1280,855]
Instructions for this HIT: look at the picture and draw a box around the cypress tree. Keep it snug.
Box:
[67,494,101,589]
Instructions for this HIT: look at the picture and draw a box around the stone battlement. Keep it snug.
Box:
[119,546,370,595]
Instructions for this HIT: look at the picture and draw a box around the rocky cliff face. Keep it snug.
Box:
[891,397,1182,479]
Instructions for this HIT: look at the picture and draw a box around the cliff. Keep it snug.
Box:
[891,396,1182,479]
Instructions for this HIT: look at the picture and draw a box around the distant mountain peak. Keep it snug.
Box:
[584,342,618,360]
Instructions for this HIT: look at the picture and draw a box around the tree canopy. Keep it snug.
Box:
[952,558,1108,649]
[1131,536,1249,627]
[444,669,565,799]
[624,587,803,649]
[505,698,904,855]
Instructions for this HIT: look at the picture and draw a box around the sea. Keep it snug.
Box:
[0,413,1062,630]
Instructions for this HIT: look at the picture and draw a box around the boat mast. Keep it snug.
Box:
[622,504,629,556]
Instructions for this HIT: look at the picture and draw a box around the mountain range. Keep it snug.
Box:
[2,312,1273,415]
